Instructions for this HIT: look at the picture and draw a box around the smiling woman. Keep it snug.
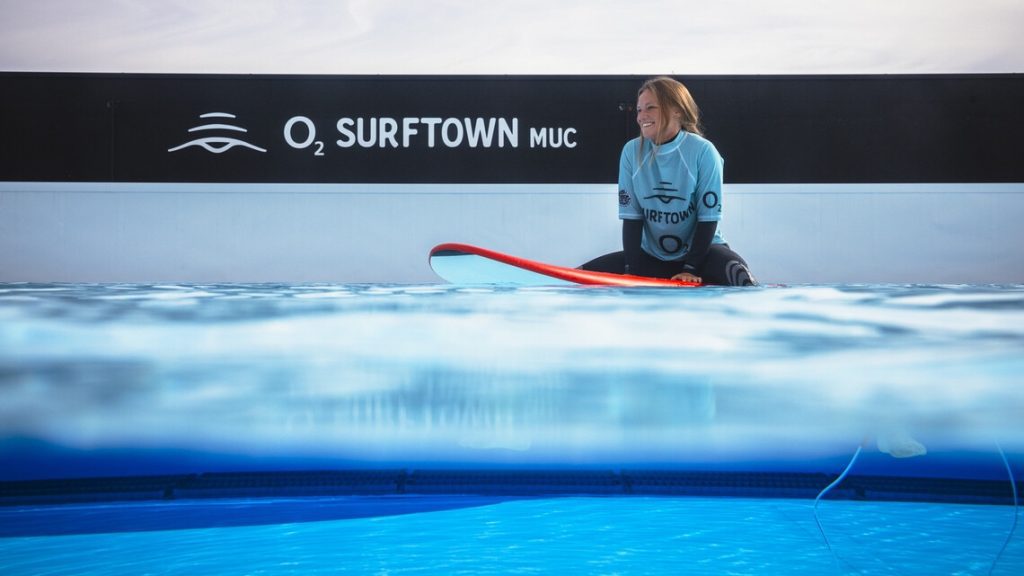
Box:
[580,76,757,286]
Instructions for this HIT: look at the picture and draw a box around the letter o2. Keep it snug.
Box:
[284,116,316,149]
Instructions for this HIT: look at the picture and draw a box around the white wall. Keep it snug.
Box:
[2,182,1022,284]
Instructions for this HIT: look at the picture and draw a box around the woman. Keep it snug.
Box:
[581,77,756,286]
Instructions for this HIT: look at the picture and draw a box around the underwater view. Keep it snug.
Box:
[1,283,1022,574]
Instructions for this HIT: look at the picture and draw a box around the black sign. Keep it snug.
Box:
[1,73,1022,184]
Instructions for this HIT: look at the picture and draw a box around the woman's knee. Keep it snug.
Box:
[580,251,625,273]
[702,245,757,286]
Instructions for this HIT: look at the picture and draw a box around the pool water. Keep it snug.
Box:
[1,496,1021,575]
[1,283,1022,574]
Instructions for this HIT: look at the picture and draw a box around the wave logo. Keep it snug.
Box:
[167,112,267,154]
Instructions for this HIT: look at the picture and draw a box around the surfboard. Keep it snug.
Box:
[429,243,700,287]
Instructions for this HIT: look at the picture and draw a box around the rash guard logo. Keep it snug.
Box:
[645,181,685,204]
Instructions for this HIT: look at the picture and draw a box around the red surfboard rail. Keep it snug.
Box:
[429,243,700,287]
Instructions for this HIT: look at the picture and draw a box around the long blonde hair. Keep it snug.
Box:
[636,76,703,161]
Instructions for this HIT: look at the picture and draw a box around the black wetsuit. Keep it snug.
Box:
[581,220,757,286]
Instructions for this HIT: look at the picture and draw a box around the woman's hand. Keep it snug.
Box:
[672,272,702,283]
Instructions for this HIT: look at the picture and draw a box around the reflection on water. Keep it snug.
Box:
[0,283,1022,469]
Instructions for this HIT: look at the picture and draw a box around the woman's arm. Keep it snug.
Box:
[680,220,717,275]
[622,219,643,275]
[672,220,717,282]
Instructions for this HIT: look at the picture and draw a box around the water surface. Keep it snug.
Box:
[1,283,1021,474]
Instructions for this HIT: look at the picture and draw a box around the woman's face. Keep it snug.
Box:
[636,89,679,142]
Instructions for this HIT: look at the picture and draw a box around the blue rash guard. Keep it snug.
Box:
[617,130,726,261]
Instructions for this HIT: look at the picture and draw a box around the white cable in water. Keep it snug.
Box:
[814,444,863,571]
[816,441,1018,575]
[989,441,1019,576]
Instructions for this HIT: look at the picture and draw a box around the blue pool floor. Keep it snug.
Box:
[1,496,1021,575]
